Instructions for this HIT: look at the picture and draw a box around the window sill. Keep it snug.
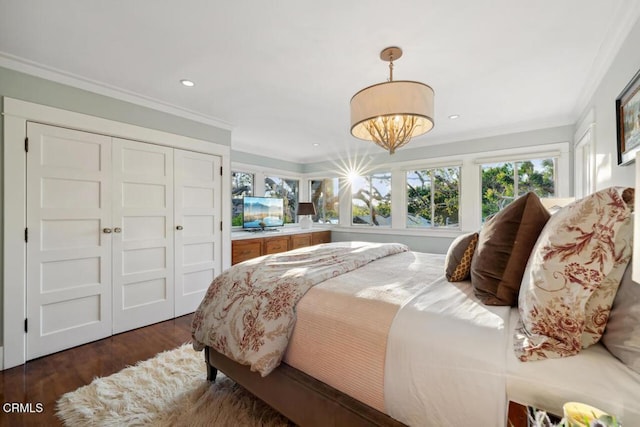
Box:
[231,224,465,239]
[330,226,463,239]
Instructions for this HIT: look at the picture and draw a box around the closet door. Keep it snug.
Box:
[112,139,174,333]
[26,123,112,360]
[174,149,222,316]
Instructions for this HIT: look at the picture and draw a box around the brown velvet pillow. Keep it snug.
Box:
[470,192,550,306]
[601,260,640,374]
[445,232,478,282]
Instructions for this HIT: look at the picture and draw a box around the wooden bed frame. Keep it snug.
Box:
[204,346,406,426]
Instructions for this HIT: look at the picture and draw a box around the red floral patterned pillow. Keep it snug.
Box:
[515,187,634,361]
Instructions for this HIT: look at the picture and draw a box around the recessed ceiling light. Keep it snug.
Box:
[180,79,195,87]
[312,143,320,147]
[448,114,460,120]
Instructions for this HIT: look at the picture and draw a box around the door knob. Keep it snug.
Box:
[103,228,112,234]
[176,225,184,230]
[113,227,122,233]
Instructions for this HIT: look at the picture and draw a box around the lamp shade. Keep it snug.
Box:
[350,80,434,153]
[297,202,316,216]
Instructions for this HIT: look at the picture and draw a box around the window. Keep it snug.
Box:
[231,171,254,227]
[406,167,460,228]
[351,172,391,226]
[310,178,340,224]
[481,158,556,221]
[265,176,299,224]
[574,126,595,199]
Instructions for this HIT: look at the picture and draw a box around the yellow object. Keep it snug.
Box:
[563,402,607,427]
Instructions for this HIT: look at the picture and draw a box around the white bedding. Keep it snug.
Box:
[383,262,640,427]
[385,265,511,427]
[205,245,640,426]
[506,309,640,425]
[283,249,640,426]
[384,260,640,426]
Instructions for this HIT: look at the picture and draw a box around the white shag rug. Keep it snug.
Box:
[56,344,293,427]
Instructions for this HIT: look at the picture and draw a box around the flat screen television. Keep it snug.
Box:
[242,196,285,229]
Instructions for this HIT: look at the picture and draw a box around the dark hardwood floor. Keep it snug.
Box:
[0,314,194,427]
[1,313,529,427]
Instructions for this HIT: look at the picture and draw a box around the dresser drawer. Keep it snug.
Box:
[232,239,262,265]
[290,233,312,249]
[263,236,290,254]
[312,230,331,245]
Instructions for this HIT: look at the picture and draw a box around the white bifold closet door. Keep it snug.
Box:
[111,138,175,334]
[174,149,222,316]
[26,124,222,359]
[26,123,113,360]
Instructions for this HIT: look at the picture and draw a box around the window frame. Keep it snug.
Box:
[478,154,560,222]
[230,163,305,228]
[350,171,393,227]
[264,175,300,225]
[309,177,340,224]
[231,171,255,228]
[405,166,461,229]
[574,114,596,199]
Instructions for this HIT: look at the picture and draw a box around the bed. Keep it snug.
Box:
[192,188,640,426]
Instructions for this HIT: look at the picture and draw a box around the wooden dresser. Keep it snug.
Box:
[232,229,331,265]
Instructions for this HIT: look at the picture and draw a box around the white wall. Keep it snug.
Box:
[578,15,640,189]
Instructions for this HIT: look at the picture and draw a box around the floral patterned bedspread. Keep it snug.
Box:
[191,241,409,376]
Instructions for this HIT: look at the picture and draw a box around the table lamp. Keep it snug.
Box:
[297,202,316,229]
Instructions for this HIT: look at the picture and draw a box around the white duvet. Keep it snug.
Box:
[383,265,640,427]
[385,272,511,427]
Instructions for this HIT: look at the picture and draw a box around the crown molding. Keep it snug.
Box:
[572,0,640,118]
[0,52,233,130]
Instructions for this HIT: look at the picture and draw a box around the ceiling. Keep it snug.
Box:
[1,1,639,164]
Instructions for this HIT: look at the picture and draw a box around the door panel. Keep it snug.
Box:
[112,138,174,333]
[174,149,222,316]
[26,123,112,360]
